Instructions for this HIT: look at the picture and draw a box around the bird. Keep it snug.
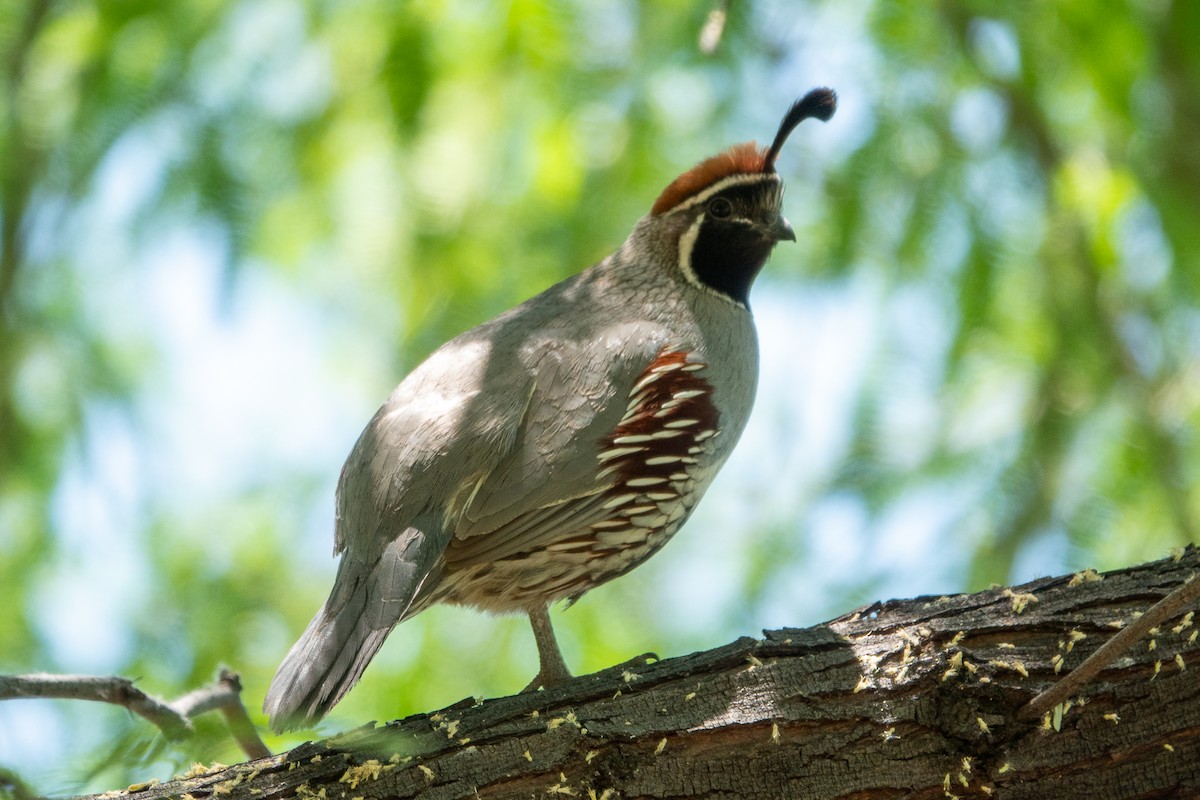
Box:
[264,88,837,731]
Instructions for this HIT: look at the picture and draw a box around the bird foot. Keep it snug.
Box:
[521,652,660,693]
[522,664,573,693]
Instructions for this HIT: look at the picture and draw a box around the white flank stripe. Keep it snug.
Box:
[613,434,654,445]
[602,493,638,509]
[625,393,647,410]
[626,476,667,488]
[631,373,661,395]
[621,504,657,516]
[599,446,645,462]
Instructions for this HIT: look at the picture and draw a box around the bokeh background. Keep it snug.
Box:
[2,0,1198,793]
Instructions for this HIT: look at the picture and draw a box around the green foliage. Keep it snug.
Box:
[1,0,1197,793]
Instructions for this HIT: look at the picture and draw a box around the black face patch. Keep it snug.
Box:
[688,219,778,306]
[685,181,785,306]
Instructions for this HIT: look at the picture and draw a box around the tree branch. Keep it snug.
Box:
[0,668,270,761]
[79,548,1200,800]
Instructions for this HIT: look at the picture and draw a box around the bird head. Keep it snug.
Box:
[649,87,837,307]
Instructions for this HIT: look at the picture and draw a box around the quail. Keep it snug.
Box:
[264,88,837,730]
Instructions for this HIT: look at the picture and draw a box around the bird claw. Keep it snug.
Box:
[522,665,573,693]
[612,651,660,674]
[521,652,661,693]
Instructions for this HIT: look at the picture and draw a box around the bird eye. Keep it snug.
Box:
[707,197,733,218]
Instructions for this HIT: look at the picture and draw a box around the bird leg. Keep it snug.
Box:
[524,605,572,691]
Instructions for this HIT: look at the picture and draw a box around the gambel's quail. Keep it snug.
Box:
[265,88,837,730]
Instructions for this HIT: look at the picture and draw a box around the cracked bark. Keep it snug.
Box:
[86,548,1200,800]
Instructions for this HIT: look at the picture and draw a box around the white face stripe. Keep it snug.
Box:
[676,214,748,309]
[664,172,782,215]
[677,215,704,288]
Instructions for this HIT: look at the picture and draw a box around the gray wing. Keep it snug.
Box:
[444,323,670,565]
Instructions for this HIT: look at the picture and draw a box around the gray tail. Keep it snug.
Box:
[263,534,438,731]
[262,577,389,731]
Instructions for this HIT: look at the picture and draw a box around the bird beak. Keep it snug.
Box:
[771,215,796,242]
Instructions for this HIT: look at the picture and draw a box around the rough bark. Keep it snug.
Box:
[89,549,1200,800]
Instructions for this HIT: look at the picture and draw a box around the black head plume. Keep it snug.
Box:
[762,87,837,172]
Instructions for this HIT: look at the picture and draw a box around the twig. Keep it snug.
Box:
[0,674,191,738]
[1019,569,1200,720]
[172,668,271,759]
[0,668,271,760]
